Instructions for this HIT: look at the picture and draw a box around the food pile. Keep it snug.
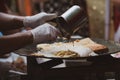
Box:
[36,38,108,58]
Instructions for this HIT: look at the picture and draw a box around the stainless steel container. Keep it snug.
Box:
[49,5,86,37]
[61,5,84,27]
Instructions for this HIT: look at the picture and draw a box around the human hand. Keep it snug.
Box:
[31,23,60,43]
[23,12,57,28]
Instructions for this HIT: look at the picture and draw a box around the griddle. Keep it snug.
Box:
[15,38,120,60]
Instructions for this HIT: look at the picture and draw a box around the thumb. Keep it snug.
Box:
[45,13,57,21]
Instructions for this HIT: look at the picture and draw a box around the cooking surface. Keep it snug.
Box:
[15,37,120,60]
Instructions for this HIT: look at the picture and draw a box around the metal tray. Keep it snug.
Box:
[15,38,120,60]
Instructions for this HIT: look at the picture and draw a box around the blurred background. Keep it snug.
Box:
[2,0,118,41]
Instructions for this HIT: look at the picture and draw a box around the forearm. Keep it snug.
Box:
[0,12,25,31]
[0,31,33,55]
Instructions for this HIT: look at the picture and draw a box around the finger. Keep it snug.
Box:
[51,35,57,41]
[45,13,57,21]
[51,29,58,40]
[51,26,62,37]
[56,29,62,37]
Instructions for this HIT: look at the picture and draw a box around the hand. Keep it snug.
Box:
[23,12,57,28]
[31,23,60,43]
[114,26,120,43]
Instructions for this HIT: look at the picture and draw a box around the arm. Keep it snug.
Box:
[0,23,60,55]
[0,31,33,55]
[0,12,24,31]
[0,12,57,32]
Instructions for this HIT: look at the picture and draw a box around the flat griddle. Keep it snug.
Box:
[15,38,120,60]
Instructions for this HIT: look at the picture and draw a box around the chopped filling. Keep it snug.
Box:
[54,50,80,57]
